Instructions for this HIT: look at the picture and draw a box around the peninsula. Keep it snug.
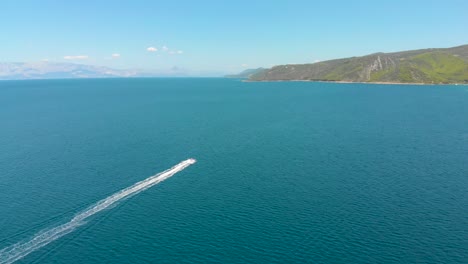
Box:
[248,44,468,84]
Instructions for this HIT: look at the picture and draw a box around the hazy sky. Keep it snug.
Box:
[1,0,467,75]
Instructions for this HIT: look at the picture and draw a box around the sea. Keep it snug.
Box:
[0,78,467,264]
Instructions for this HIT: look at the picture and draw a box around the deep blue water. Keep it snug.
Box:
[0,78,467,263]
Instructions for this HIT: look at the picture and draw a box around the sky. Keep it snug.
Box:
[1,0,467,76]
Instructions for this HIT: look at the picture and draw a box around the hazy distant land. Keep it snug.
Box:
[0,62,189,80]
[225,68,266,78]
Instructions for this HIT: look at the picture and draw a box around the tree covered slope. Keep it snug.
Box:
[249,45,468,84]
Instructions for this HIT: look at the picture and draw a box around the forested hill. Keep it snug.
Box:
[249,45,468,84]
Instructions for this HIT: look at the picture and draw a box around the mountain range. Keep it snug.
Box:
[0,62,192,80]
[249,44,468,84]
[2,45,467,83]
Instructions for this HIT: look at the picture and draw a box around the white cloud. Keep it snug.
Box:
[241,63,248,67]
[112,53,121,58]
[314,60,321,63]
[162,46,169,51]
[177,50,183,54]
[147,47,158,52]
[64,55,89,60]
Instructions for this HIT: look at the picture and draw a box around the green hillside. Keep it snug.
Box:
[249,45,468,84]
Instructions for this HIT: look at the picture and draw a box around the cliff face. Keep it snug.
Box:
[249,45,468,84]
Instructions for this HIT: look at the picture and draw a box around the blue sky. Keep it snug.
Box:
[1,0,467,75]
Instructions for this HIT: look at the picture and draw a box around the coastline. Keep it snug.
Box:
[242,79,468,86]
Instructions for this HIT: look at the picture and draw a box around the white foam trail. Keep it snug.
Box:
[0,158,196,264]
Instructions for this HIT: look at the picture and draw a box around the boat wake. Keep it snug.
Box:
[0,158,196,264]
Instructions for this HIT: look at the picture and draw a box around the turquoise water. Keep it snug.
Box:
[0,78,467,263]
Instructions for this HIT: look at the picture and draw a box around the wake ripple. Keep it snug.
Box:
[0,158,196,264]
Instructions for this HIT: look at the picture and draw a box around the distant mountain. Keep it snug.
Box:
[0,62,142,80]
[0,62,194,80]
[249,45,468,84]
[225,68,266,78]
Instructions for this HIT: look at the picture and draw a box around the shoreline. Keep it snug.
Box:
[242,79,468,86]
